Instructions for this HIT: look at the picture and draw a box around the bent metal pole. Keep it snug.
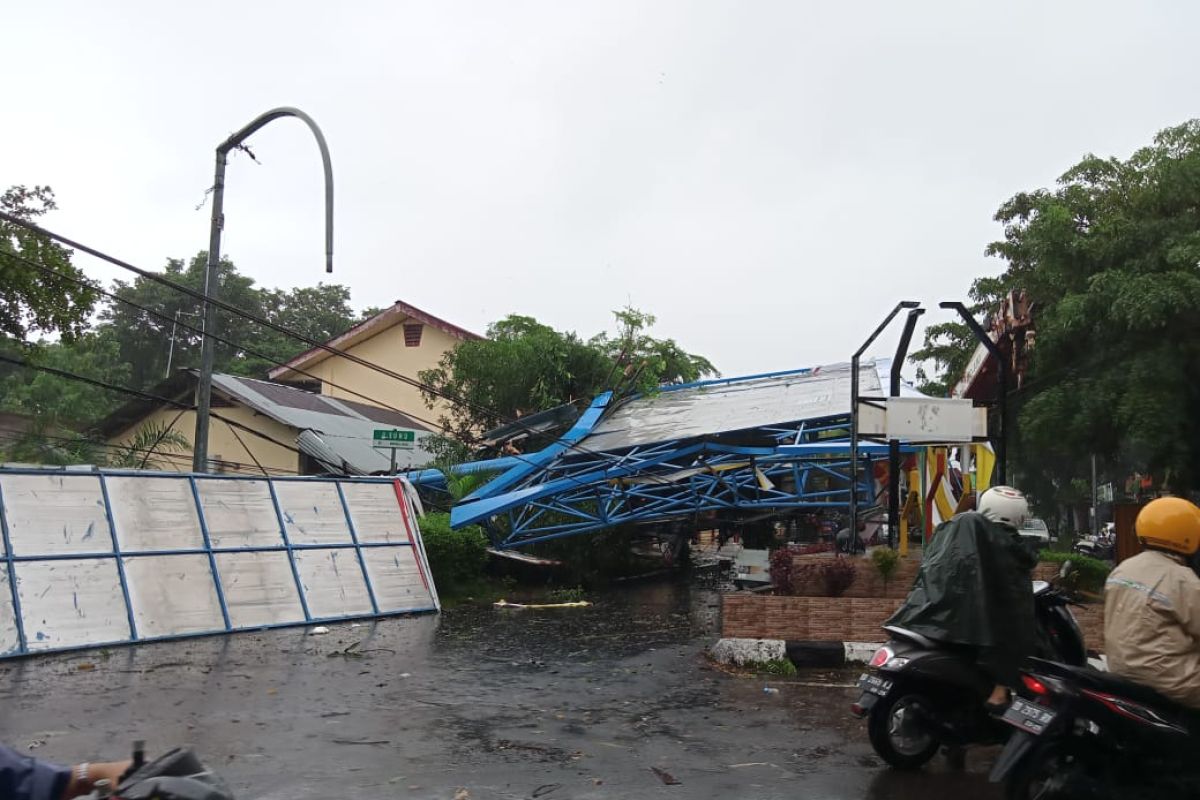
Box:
[193,108,334,473]
[848,301,920,546]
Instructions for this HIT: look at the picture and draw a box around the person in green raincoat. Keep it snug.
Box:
[886,485,1040,710]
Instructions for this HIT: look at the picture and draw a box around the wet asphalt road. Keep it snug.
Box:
[0,583,1002,800]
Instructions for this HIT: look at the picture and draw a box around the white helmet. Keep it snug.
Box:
[978,485,1029,529]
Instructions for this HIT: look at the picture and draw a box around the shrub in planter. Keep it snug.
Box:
[791,558,858,597]
[1039,550,1111,594]
[819,558,857,597]
[870,547,901,593]
[418,511,489,586]
[769,546,796,593]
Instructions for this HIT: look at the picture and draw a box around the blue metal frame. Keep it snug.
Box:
[0,471,438,660]
[336,481,380,615]
[268,479,313,622]
[190,475,233,631]
[450,401,916,548]
[0,479,27,654]
[98,474,139,640]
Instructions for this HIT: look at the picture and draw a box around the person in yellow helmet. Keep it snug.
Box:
[1104,496,1200,709]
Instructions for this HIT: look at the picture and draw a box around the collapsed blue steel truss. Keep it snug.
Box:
[449,370,906,549]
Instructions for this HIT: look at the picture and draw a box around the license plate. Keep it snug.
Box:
[1001,697,1057,735]
[857,673,893,697]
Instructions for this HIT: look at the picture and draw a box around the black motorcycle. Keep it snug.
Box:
[990,658,1200,799]
[851,575,1088,770]
[83,742,232,800]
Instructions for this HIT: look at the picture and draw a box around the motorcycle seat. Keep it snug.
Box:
[1038,659,1190,716]
[882,625,940,649]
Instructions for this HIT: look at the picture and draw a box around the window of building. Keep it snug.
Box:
[403,323,424,347]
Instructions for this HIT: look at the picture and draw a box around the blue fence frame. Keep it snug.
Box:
[0,469,438,659]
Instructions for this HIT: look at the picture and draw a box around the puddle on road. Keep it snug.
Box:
[434,580,723,663]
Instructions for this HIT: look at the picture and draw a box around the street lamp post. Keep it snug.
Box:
[939,301,1007,485]
[848,301,920,547]
[192,107,334,473]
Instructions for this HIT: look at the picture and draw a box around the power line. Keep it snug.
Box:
[0,211,538,431]
[0,212,661,470]
[0,352,312,467]
[2,248,457,438]
[0,426,301,475]
[1,236,634,488]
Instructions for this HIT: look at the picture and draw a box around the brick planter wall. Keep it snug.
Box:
[788,553,921,599]
[722,592,1106,652]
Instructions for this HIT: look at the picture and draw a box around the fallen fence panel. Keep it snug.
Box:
[0,469,438,659]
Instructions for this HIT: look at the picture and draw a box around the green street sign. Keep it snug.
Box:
[373,429,416,443]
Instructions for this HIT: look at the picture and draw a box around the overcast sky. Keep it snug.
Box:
[4,2,1198,380]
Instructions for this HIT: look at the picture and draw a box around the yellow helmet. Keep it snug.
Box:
[1135,497,1200,556]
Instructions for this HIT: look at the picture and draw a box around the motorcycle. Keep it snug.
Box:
[850,569,1088,770]
[83,742,232,800]
[1073,532,1114,562]
[990,659,1200,799]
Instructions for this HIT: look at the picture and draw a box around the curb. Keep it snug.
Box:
[710,638,883,668]
[711,637,1110,672]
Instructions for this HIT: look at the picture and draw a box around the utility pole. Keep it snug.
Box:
[165,310,202,379]
[192,108,334,473]
[1091,453,1098,536]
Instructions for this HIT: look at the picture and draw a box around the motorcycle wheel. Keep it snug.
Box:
[1005,743,1076,800]
[867,691,941,770]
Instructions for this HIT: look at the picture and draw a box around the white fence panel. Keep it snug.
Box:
[0,471,438,659]
[107,476,205,551]
[124,554,224,637]
[17,558,129,651]
[274,481,352,545]
[1,474,112,556]
[293,548,374,618]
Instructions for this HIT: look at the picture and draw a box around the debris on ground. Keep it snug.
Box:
[309,626,331,635]
[651,767,681,785]
[493,599,592,610]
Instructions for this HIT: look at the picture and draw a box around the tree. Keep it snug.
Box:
[0,330,131,423]
[418,307,718,444]
[0,185,98,342]
[588,307,718,397]
[107,420,190,469]
[927,120,1200,500]
[101,252,266,390]
[230,282,357,376]
[101,253,359,388]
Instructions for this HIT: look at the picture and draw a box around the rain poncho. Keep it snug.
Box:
[886,511,1039,682]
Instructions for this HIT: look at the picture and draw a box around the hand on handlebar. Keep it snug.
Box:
[63,760,133,799]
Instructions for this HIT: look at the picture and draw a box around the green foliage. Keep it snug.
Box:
[107,420,191,469]
[914,119,1200,503]
[418,511,490,587]
[587,307,718,398]
[870,546,901,590]
[1039,550,1112,594]
[752,658,798,676]
[0,417,100,466]
[0,186,98,341]
[419,307,717,444]
[0,332,130,423]
[102,254,358,389]
[545,586,586,603]
[529,524,641,585]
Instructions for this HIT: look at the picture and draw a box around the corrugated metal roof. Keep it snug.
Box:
[578,361,885,452]
[207,374,436,474]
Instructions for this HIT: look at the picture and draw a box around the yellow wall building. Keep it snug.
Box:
[100,372,436,477]
[98,301,479,476]
[267,300,482,423]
